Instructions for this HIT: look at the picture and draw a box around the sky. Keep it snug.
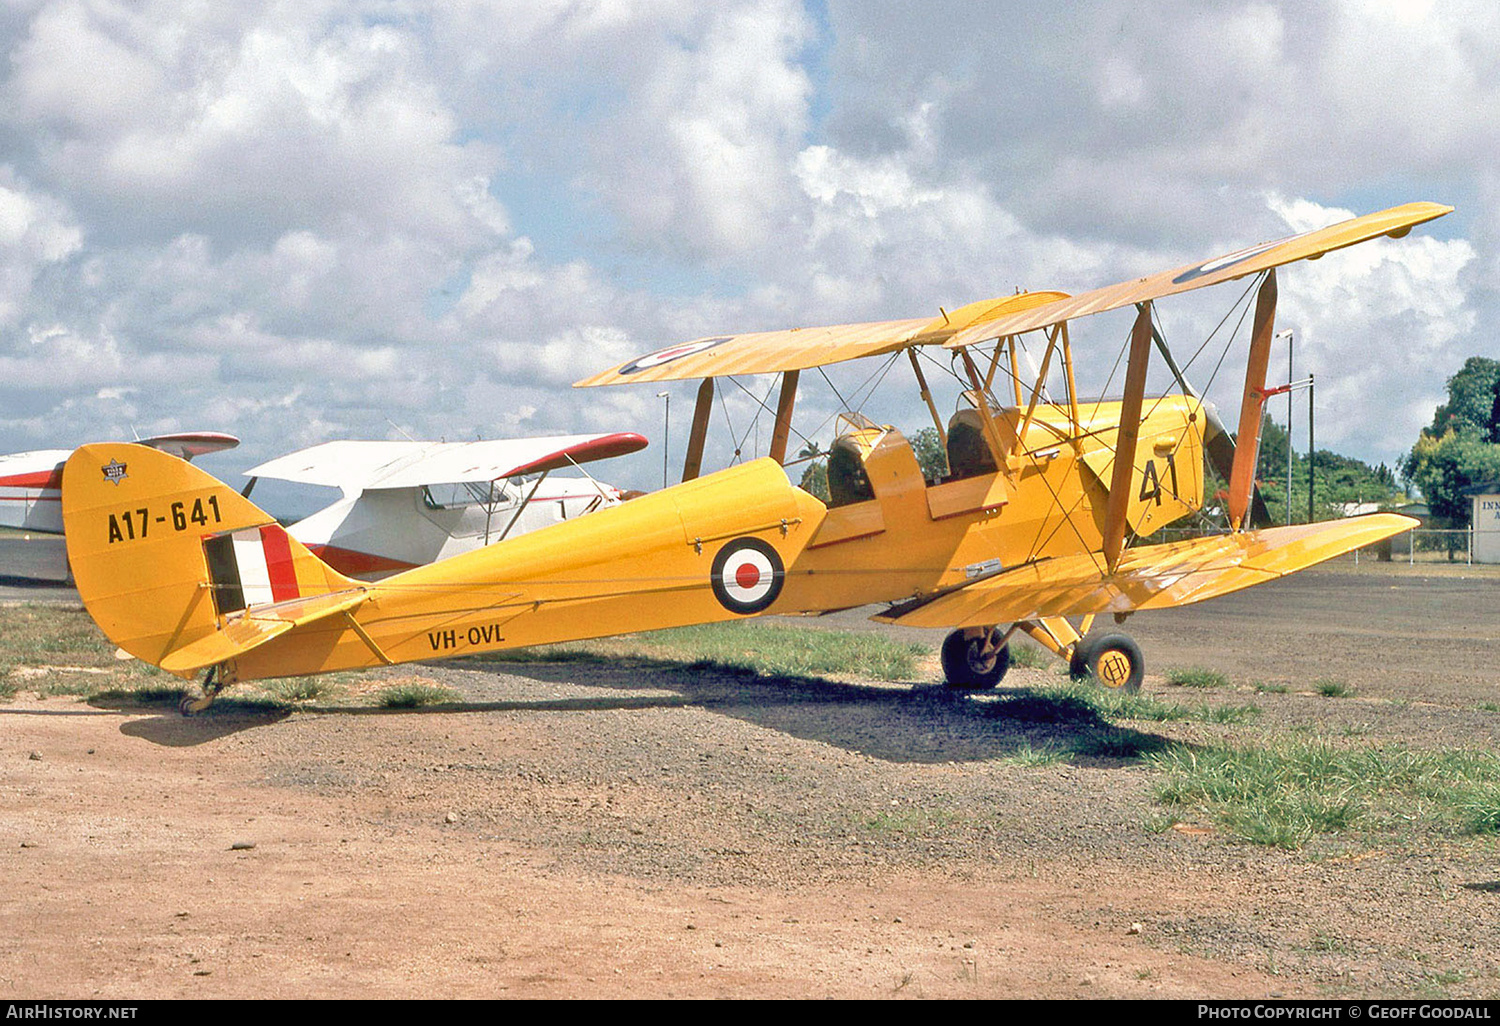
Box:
[1,0,1495,500]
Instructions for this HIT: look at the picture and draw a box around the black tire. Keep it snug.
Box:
[1069,633,1144,693]
[940,628,1011,690]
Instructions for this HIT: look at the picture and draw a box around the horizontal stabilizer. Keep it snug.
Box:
[159,588,369,674]
[878,514,1417,629]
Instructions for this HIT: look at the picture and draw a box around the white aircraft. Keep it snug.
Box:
[242,433,649,578]
[1,431,241,534]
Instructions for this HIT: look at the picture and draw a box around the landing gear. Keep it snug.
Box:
[1069,633,1144,693]
[941,627,1011,690]
[179,664,228,716]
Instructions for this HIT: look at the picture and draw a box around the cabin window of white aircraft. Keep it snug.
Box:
[420,480,521,511]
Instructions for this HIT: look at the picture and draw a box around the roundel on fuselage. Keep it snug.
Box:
[710,537,784,614]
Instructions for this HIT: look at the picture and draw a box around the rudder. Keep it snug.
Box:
[62,443,356,674]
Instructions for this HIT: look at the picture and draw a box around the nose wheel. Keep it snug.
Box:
[1069,633,1144,693]
[941,627,1011,690]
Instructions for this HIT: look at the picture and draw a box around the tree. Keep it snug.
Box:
[1426,356,1500,441]
[1255,414,1291,482]
[1401,357,1500,525]
[1251,412,1403,525]
[911,427,949,482]
[796,441,828,502]
[1402,431,1500,524]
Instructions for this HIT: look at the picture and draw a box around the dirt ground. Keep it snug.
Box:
[2,559,1499,999]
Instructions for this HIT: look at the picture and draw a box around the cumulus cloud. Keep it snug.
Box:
[0,167,81,328]
[0,0,1493,489]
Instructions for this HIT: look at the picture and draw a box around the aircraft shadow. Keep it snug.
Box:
[88,689,689,748]
[87,694,292,747]
[0,574,75,589]
[0,706,129,718]
[438,655,1182,767]
[81,658,1183,765]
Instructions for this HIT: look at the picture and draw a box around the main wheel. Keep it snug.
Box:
[940,628,1011,690]
[1069,633,1144,693]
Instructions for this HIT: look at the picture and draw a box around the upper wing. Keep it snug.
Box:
[877,514,1417,628]
[943,202,1452,347]
[575,201,1450,387]
[245,433,648,490]
[573,291,1069,387]
[139,431,241,460]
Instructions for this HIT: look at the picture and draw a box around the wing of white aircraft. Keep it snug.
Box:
[3,432,239,586]
[136,431,241,461]
[2,433,239,535]
[244,433,648,491]
[244,432,651,578]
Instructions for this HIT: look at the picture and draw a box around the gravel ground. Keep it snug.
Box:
[2,560,1498,999]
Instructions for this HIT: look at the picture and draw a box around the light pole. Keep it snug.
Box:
[656,391,670,489]
[1307,373,1315,524]
[1276,328,1293,525]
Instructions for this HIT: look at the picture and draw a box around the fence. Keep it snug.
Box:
[1359,527,1475,566]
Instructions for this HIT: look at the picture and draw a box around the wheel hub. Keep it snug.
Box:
[1096,649,1134,689]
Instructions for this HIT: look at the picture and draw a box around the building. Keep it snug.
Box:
[1465,481,1500,564]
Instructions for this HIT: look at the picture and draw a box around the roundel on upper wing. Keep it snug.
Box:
[710,537,785,614]
[618,337,732,375]
[1170,237,1289,286]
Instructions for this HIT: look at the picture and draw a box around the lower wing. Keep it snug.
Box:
[878,514,1416,628]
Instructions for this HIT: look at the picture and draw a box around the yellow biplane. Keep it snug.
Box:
[60,202,1447,712]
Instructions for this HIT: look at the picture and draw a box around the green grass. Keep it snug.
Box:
[1199,703,1263,724]
[1007,642,1050,669]
[1254,681,1290,694]
[0,606,370,710]
[1031,682,1260,726]
[484,621,929,682]
[266,677,335,704]
[31,674,108,698]
[1143,813,1182,834]
[379,682,461,708]
[1149,740,1500,848]
[0,605,182,701]
[91,683,188,706]
[1305,932,1353,954]
[1316,679,1356,698]
[1452,785,1500,835]
[1068,728,1171,760]
[1001,741,1066,766]
[861,805,959,835]
[1166,667,1231,689]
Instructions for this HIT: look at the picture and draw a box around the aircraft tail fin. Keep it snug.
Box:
[62,443,360,674]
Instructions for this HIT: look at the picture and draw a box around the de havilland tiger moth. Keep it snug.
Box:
[57,202,1448,713]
